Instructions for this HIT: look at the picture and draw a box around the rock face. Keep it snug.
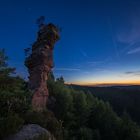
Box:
[25,23,60,111]
[5,124,55,140]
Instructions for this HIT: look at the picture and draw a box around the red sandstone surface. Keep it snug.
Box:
[25,23,60,111]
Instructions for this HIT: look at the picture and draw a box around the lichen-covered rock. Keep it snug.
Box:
[5,124,55,140]
[25,23,60,111]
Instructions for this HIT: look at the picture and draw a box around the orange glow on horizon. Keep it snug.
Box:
[66,80,140,86]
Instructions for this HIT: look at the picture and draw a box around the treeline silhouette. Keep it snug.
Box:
[1,49,140,140]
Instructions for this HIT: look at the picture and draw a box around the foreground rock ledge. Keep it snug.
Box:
[5,124,55,140]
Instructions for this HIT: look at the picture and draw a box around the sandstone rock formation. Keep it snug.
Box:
[25,22,60,111]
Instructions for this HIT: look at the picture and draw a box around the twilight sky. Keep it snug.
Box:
[1,0,140,85]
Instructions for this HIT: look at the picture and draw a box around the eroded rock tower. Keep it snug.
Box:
[25,19,60,111]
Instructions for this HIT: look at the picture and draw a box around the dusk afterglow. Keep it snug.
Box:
[1,0,140,85]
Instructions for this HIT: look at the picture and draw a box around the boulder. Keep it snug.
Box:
[5,124,55,140]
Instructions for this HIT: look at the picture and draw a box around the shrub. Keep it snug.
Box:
[0,113,24,139]
[77,127,93,140]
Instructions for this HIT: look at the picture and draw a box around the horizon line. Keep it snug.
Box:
[66,82,140,87]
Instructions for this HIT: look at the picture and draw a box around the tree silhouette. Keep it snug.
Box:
[36,16,45,28]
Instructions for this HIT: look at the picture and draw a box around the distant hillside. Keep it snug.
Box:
[112,85,140,90]
[69,84,140,125]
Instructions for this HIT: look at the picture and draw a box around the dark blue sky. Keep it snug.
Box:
[1,0,140,85]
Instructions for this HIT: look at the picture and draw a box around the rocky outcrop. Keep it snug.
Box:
[5,124,55,140]
[25,23,60,111]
